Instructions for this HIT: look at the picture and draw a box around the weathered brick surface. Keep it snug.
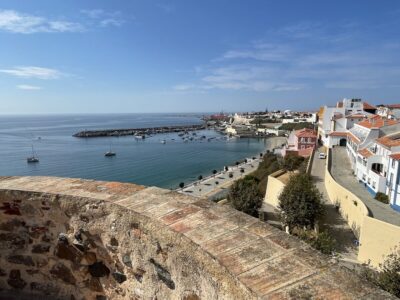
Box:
[0,176,395,299]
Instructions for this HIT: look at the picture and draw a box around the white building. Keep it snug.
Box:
[347,118,399,196]
[318,98,375,148]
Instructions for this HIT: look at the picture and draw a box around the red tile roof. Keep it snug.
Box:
[387,104,400,109]
[294,128,317,138]
[356,115,397,129]
[329,131,348,137]
[376,135,400,148]
[363,102,376,110]
[358,148,373,158]
[389,153,400,160]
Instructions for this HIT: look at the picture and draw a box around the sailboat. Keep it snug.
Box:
[104,142,116,157]
[27,145,39,163]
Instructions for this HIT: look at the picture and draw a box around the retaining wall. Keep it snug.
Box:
[324,149,400,268]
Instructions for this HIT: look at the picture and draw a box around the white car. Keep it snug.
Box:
[318,152,326,159]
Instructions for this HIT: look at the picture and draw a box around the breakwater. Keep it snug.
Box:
[73,124,206,137]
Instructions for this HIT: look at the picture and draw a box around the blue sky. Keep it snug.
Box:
[0,0,400,114]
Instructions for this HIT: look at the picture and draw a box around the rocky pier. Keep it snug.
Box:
[72,124,206,138]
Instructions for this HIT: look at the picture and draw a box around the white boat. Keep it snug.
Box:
[27,145,39,163]
[105,143,116,157]
[161,140,166,144]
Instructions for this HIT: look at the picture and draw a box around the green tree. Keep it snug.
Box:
[198,175,203,181]
[212,169,217,177]
[281,155,305,172]
[228,176,262,217]
[179,182,185,189]
[278,174,323,230]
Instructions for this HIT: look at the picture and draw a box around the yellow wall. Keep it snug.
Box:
[358,216,400,267]
[264,170,286,208]
[324,150,400,268]
[324,166,369,237]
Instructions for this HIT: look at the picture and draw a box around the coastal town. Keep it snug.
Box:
[2,100,400,299]
[176,98,400,286]
[3,1,400,298]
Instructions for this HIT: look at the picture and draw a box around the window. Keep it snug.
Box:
[392,159,396,168]
[362,174,366,181]
[372,182,376,189]
[389,173,394,187]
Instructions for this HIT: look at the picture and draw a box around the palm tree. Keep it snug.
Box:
[215,181,219,186]
[235,161,240,166]
[212,169,217,177]
[198,175,203,181]
[229,173,233,178]
[179,182,185,189]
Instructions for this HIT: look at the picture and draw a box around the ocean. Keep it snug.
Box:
[0,113,269,189]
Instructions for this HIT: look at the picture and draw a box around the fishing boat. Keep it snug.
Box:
[27,145,39,163]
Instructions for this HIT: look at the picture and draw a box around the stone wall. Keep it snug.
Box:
[0,176,395,299]
[0,190,252,299]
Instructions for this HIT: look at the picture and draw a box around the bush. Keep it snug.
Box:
[375,192,389,204]
[294,229,336,255]
[228,176,263,217]
[279,122,314,131]
[278,173,323,230]
[361,248,400,298]
[280,155,305,172]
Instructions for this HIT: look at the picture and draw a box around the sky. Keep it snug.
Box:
[0,0,400,114]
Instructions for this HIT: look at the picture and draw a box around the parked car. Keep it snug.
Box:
[318,152,326,159]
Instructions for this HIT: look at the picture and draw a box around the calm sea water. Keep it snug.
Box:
[0,114,268,189]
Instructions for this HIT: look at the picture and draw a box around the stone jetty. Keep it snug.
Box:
[73,124,206,137]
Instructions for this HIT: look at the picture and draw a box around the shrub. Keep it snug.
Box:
[228,176,263,217]
[279,173,323,230]
[375,192,389,204]
[280,155,305,172]
[361,247,400,298]
[294,229,336,255]
[279,122,314,131]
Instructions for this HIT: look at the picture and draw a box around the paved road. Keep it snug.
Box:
[180,158,260,199]
[178,136,287,199]
[311,147,357,259]
[331,147,400,226]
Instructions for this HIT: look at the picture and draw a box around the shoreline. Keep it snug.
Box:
[177,136,286,199]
